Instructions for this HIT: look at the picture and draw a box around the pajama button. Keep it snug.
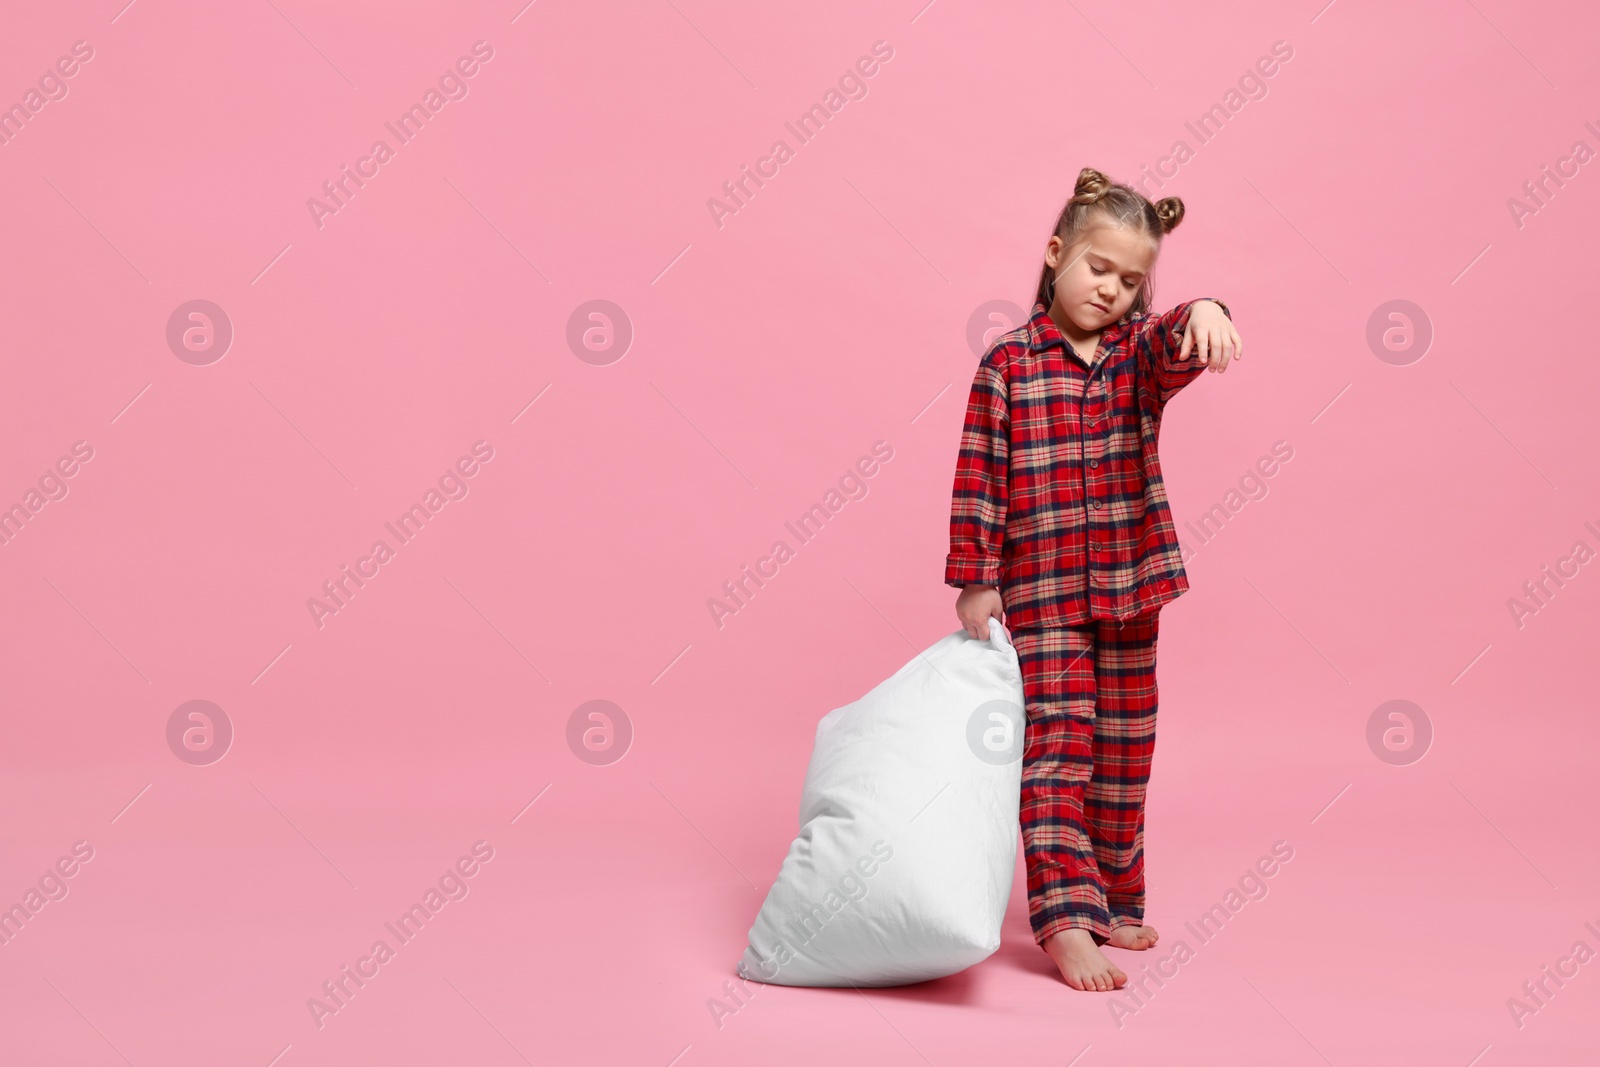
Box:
[1089,459,1099,468]
[1092,500,1102,509]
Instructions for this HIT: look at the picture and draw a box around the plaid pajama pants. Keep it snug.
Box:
[1011,615,1160,947]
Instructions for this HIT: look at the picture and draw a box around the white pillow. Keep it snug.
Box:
[738,620,1026,987]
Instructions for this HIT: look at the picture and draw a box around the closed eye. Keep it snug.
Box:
[1090,266,1138,288]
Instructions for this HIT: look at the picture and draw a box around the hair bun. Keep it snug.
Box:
[1071,167,1113,206]
[1153,196,1185,234]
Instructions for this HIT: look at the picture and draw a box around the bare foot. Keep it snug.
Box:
[1042,929,1127,991]
[1106,924,1159,950]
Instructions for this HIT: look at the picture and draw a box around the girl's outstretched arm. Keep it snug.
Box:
[1134,299,1241,408]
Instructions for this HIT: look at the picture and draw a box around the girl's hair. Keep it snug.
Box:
[1033,167,1185,318]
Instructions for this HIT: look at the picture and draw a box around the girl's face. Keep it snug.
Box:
[1045,220,1156,333]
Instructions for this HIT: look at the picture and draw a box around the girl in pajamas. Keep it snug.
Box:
[945,167,1243,992]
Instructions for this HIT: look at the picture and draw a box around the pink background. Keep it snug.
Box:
[2,0,1597,1063]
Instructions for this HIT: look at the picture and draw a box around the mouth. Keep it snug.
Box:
[1090,302,1109,313]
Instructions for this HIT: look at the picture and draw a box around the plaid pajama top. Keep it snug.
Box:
[945,298,1232,629]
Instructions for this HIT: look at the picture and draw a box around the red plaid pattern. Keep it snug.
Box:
[945,298,1232,628]
[1012,617,1160,944]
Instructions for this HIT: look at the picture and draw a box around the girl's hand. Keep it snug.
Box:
[956,584,1005,640]
[1176,300,1242,372]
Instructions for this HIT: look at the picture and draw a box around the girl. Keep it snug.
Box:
[945,168,1242,992]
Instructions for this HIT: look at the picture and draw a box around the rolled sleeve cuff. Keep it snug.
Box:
[1159,298,1232,376]
[945,553,1002,588]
